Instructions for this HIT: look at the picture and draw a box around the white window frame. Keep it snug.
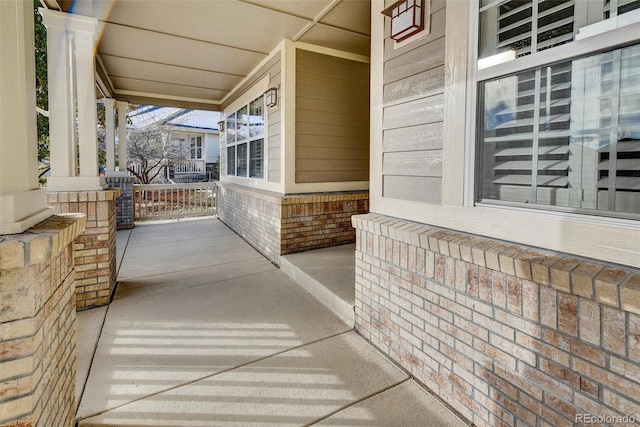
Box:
[223,95,266,180]
[189,135,203,160]
[469,0,640,219]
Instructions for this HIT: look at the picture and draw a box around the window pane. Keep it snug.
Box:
[604,0,640,18]
[250,139,264,178]
[536,0,574,52]
[237,106,248,141]
[226,146,236,175]
[237,143,248,177]
[226,113,236,144]
[574,45,640,214]
[478,44,640,216]
[249,96,265,138]
[479,0,575,63]
[479,0,533,61]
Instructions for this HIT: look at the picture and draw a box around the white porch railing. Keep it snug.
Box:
[173,159,205,174]
[133,182,216,221]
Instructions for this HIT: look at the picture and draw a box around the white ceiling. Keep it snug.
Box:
[50,0,371,110]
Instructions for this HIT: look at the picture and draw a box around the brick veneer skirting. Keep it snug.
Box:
[352,213,640,427]
[0,214,86,427]
[217,183,368,265]
[47,189,120,310]
[104,176,134,229]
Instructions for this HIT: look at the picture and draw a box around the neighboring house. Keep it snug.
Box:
[128,106,220,182]
[165,109,221,182]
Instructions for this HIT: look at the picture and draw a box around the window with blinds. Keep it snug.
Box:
[480,61,572,206]
[479,0,576,60]
[476,0,640,217]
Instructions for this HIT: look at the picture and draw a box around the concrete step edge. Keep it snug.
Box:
[280,256,355,328]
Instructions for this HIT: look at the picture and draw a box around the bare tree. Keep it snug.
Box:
[127,120,187,184]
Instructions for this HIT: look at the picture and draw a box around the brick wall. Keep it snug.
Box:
[104,176,134,229]
[217,183,282,264]
[0,214,86,427]
[217,183,368,264]
[352,213,640,427]
[48,189,120,310]
[281,192,368,254]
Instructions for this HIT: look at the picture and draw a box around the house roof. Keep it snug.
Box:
[167,110,221,132]
[43,0,371,111]
[128,106,220,132]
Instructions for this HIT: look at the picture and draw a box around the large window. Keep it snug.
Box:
[225,95,265,179]
[476,0,640,217]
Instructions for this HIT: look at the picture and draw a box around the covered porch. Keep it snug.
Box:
[74,217,467,426]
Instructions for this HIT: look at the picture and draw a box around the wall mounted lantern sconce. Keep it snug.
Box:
[264,87,278,108]
[217,120,225,132]
[382,0,424,42]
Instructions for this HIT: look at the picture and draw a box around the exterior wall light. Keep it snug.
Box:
[264,87,278,108]
[217,120,225,132]
[382,0,424,42]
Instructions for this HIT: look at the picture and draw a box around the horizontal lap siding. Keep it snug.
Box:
[268,103,281,183]
[382,2,446,203]
[296,49,370,183]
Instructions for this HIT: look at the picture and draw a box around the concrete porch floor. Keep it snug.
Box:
[75,217,468,426]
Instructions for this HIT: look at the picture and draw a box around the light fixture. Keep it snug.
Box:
[217,120,225,132]
[381,0,424,42]
[264,87,278,108]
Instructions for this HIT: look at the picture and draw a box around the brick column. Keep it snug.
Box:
[0,214,86,427]
[104,176,135,229]
[47,189,120,310]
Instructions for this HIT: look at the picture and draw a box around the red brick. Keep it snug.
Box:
[540,286,557,329]
[549,258,580,293]
[630,313,640,362]
[558,294,577,336]
[492,272,507,308]
[467,264,479,297]
[578,299,600,346]
[478,267,492,302]
[522,280,539,321]
[507,276,522,315]
[594,268,626,307]
[602,307,626,356]
[571,262,602,298]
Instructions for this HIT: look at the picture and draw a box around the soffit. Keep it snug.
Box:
[58,0,371,110]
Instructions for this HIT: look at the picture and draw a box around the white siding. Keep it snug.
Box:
[205,133,219,163]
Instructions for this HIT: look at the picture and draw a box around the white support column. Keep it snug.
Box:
[41,8,106,191]
[100,98,116,173]
[0,0,52,234]
[116,101,129,175]
[44,9,75,179]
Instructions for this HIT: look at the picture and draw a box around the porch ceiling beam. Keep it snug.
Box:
[114,89,222,107]
[108,75,231,93]
[309,21,372,39]
[98,20,271,56]
[236,0,370,39]
[98,53,246,78]
[38,0,61,11]
[95,55,115,98]
[293,0,346,42]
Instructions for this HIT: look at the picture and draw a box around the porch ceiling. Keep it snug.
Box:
[50,0,371,111]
